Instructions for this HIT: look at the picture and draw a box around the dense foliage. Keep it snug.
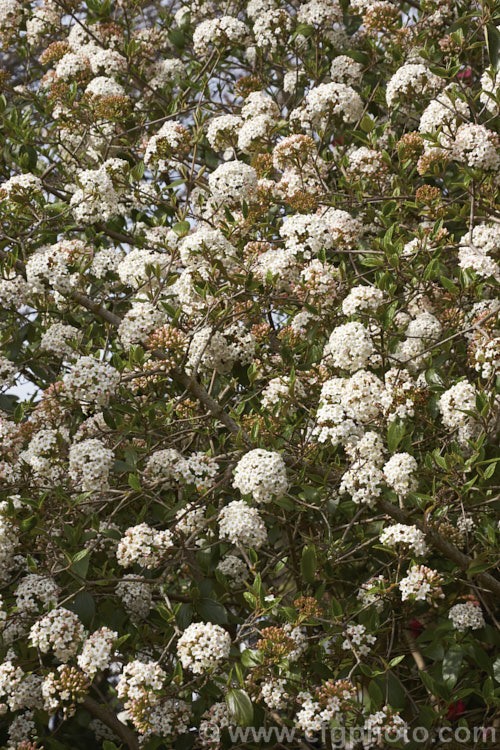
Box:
[0,0,500,748]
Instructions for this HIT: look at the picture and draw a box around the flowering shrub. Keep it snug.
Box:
[0,0,499,749]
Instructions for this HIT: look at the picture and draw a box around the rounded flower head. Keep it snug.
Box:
[232,449,288,503]
[177,622,231,674]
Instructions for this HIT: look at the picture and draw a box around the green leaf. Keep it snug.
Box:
[70,592,95,627]
[485,24,500,68]
[70,548,91,579]
[128,473,141,491]
[301,545,317,583]
[388,654,406,668]
[172,220,190,236]
[176,603,193,629]
[360,114,375,133]
[443,648,463,688]
[241,649,263,668]
[387,418,406,452]
[196,597,228,624]
[226,689,254,727]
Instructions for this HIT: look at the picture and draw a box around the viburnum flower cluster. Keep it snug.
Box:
[0,0,499,746]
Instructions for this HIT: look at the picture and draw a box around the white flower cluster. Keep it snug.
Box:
[386,64,441,107]
[30,607,85,661]
[452,124,500,171]
[379,524,428,556]
[342,623,376,656]
[187,324,255,374]
[295,681,357,736]
[180,227,237,279]
[473,336,500,379]
[207,114,241,152]
[324,322,375,372]
[116,523,173,569]
[117,247,169,289]
[383,452,418,497]
[117,659,166,704]
[216,554,249,585]
[144,121,190,171]
[40,322,79,358]
[261,375,305,411]
[116,575,152,620]
[0,356,17,390]
[382,367,420,421]
[0,271,28,308]
[15,574,59,613]
[480,67,500,114]
[260,677,290,709]
[292,82,364,130]
[232,449,288,504]
[339,458,383,505]
[330,55,363,83]
[0,510,18,580]
[177,622,231,674]
[448,602,485,632]
[145,448,217,491]
[199,702,233,746]
[459,224,500,280]
[148,58,185,89]
[193,16,248,55]
[133,698,192,742]
[77,627,117,676]
[280,214,334,259]
[399,565,444,605]
[64,355,120,409]
[457,515,475,535]
[396,312,442,368]
[175,502,205,537]
[252,9,292,51]
[218,500,267,548]
[0,661,24,713]
[238,111,276,153]
[208,160,258,203]
[69,438,114,492]
[363,706,408,745]
[0,172,43,202]
[70,158,144,224]
[342,285,385,316]
[438,380,478,445]
[85,75,125,98]
[314,370,385,447]
[357,575,386,612]
[118,300,165,350]
[297,0,342,26]
[322,207,364,247]
[419,86,470,152]
[346,147,390,185]
[20,427,68,482]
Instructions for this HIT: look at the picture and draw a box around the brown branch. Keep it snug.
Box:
[83,695,139,750]
[377,498,500,599]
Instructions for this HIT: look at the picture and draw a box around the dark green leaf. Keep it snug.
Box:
[226,689,254,727]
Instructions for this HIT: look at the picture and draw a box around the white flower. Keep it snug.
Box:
[116,523,173,569]
[177,622,231,674]
[449,602,485,632]
[69,438,114,492]
[30,608,85,661]
[218,500,267,548]
[380,524,428,556]
[383,453,418,497]
[324,322,374,372]
[233,449,288,504]
[77,627,117,676]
